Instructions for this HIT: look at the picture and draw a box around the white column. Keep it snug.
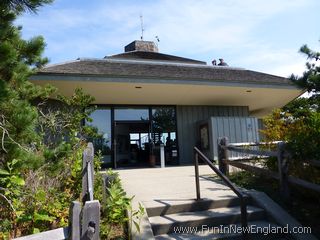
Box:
[160,144,165,168]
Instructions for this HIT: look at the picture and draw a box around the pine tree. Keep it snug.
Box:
[0,0,53,169]
[287,42,320,116]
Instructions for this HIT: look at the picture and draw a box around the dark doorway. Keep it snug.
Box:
[114,121,151,168]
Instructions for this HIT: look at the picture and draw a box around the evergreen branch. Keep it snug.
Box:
[0,115,30,153]
[0,192,16,213]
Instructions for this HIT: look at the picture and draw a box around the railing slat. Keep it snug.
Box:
[226,145,278,157]
[228,141,283,147]
[87,161,94,201]
[82,143,95,203]
[225,160,280,179]
[227,159,320,193]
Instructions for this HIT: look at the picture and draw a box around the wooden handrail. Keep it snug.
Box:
[193,147,248,238]
[225,145,278,157]
[228,141,282,147]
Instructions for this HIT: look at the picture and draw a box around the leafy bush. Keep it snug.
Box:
[261,110,320,184]
[287,112,320,161]
[99,169,145,240]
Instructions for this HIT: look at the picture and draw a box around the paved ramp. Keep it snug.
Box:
[117,166,236,202]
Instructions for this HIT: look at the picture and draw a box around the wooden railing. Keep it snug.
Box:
[194,147,248,239]
[14,142,100,240]
[69,142,100,240]
[218,137,320,199]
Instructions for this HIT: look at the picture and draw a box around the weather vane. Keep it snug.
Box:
[140,14,144,41]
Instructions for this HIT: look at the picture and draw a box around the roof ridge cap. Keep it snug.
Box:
[43,59,80,69]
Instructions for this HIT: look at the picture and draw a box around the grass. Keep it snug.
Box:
[228,171,320,239]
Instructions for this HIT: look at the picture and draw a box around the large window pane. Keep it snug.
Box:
[87,108,112,166]
[115,108,149,121]
[152,107,176,138]
[152,107,178,164]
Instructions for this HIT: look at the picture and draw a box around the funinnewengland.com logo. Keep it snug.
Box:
[173,224,312,236]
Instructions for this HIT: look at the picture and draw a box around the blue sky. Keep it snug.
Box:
[17,0,320,77]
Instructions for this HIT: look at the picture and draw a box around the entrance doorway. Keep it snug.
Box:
[114,121,151,167]
[87,106,179,168]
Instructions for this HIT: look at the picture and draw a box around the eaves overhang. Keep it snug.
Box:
[30,72,303,118]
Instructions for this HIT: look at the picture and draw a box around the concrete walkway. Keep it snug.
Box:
[117,166,238,239]
[117,165,236,203]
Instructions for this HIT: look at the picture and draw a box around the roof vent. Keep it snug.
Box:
[124,40,159,53]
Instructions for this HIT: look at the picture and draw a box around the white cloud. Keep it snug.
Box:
[230,44,307,77]
[16,0,316,75]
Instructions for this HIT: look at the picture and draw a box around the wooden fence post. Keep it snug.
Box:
[81,200,100,240]
[218,137,229,175]
[82,143,94,203]
[69,201,81,240]
[277,142,290,199]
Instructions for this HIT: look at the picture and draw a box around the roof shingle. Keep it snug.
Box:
[37,59,292,86]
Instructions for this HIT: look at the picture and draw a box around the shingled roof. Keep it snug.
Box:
[37,58,292,86]
[106,51,206,64]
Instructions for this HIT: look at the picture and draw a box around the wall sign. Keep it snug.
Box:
[200,123,209,150]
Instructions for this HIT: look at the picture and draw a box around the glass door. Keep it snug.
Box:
[114,121,151,167]
[113,107,151,167]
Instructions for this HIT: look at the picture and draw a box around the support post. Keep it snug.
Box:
[277,142,290,199]
[81,200,100,240]
[69,201,81,240]
[218,137,229,175]
[194,151,201,200]
[160,144,165,168]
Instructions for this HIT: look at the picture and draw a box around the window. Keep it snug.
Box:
[87,108,112,166]
[115,108,149,121]
[152,107,176,143]
[152,107,178,164]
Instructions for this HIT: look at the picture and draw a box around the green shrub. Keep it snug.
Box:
[287,112,320,161]
[261,110,320,184]
[100,169,145,240]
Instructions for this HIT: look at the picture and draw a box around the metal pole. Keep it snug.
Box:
[241,196,248,239]
[194,152,201,200]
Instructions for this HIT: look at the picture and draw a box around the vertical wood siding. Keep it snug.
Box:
[210,117,260,160]
[176,105,249,165]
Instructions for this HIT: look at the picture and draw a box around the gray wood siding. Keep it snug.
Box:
[176,105,249,165]
[210,117,260,160]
